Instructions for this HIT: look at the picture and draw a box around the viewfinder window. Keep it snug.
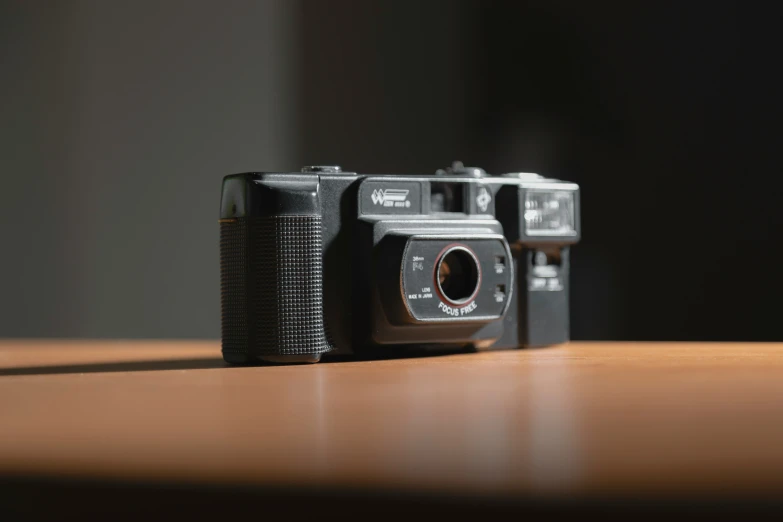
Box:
[430,182,465,213]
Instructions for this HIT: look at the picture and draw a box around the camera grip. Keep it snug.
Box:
[220,216,331,363]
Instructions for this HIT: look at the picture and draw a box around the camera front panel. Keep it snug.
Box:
[361,176,513,349]
[399,235,513,323]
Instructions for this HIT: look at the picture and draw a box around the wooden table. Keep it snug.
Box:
[2,341,783,517]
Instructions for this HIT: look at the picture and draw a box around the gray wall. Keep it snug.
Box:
[0,0,477,340]
[0,1,298,338]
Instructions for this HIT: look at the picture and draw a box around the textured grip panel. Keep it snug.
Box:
[253,216,330,355]
[220,217,331,359]
[220,219,250,356]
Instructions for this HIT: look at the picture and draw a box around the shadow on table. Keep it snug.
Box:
[0,346,487,376]
[0,358,229,376]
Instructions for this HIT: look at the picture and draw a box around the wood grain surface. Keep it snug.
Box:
[1,341,783,498]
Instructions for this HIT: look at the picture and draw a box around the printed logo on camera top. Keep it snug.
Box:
[360,180,422,215]
[476,186,492,212]
[371,188,411,208]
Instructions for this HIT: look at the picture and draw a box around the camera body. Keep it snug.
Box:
[219,164,580,364]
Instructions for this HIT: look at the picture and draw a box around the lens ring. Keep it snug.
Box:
[435,245,482,306]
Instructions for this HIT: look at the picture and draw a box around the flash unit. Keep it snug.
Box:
[524,190,576,237]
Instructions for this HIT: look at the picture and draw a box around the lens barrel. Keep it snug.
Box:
[436,246,480,305]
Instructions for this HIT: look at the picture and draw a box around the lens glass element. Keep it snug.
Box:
[437,247,480,304]
[524,190,576,236]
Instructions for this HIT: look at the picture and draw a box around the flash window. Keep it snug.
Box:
[524,190,576,237]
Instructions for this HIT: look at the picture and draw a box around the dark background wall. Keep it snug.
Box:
[0,0,298,337]
[2,1,781,341]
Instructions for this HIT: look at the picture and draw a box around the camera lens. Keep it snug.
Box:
[436,247,480,304]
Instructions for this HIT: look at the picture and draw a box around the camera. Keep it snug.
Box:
[219,163,580,364]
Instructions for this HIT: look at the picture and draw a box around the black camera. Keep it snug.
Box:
[219,163,580,364]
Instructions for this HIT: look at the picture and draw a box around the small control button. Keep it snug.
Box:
[501,172,542,180]
[436,161,485,178]
[534,251,549,266]
[494,284,506,303]
[301,166,342,173]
